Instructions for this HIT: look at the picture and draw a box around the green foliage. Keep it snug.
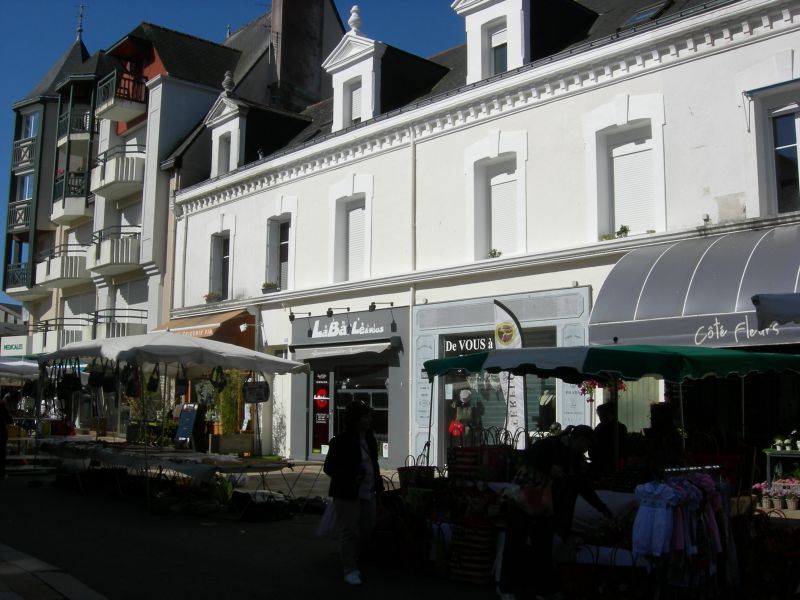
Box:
[128,389,160,420]
[615,224,630,238]
[487,248,502,258]
[217,369,246,434]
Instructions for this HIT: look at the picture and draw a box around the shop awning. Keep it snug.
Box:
[293,341,394,361]
[155,309,254,347]
[589,224,800,347]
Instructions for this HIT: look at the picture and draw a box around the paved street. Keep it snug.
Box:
[0,469,495,600]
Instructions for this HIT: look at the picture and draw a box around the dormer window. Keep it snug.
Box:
[453,0,529,85]
[487,20,508,77]
[346,78,363,126]
[322,6,386,133]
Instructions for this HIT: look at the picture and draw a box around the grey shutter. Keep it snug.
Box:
[346,203,365,280]
[612,141,655,234]
[490,179,516,255]
[350,82,362,122]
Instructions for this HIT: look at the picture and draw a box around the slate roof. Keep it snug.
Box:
[223,12,273,90]
[117,23,241,90]
[170,0,742,184]
[16,38,90,105]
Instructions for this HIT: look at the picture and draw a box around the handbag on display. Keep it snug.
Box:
[209,366,227,391]
[146,364,160,393]
[174,364,189,396]
[242,371,270,403]
[448,419,465,437]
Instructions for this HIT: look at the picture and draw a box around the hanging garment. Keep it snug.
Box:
[633,482,680,557]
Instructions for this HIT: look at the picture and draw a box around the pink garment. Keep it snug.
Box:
[689,473,722,553]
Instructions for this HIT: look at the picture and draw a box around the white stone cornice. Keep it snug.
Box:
[175,0,799,215]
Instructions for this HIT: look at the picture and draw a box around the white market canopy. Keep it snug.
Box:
[0,358,40,380]
[38,331,304,376]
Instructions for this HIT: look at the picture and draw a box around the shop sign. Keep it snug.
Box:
[442,332,494,357]
[1,336,30,357]
[590,310,800,348]
[310,317,386,338]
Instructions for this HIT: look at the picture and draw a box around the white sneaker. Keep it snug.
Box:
[343,570,362,585]
[496,588,516,600]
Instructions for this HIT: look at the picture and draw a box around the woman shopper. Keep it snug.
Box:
[323,400,383,585]
[498,425,612,600]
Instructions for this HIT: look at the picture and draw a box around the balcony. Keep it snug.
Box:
[5,263,49,301]
[52,173,92,225]
[7,199,31,232]
[30,319,89,354]
[12,136,37,172]
[90,145,145,201]
[57,110,93,146]
[93,308,148,339]
[35,245,91,289]
[95,70,147,122]
[85,226,141,276]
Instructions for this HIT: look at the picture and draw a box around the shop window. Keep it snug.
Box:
[266,217,291,290]
[333,364,389,450]
[210,231,230,300]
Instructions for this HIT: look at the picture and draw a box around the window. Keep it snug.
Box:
[266,217,291,290]
[475,155,519,259]
[606,124,656,235]
[346,78,362,126]
[210,232,231,300]
[218,133,231,176]
[491,28,507,76]
[484,19,508,78]
[345,199,365,280]
[16,173,33,202]
[770,109,800,214]
[21,112,39,139]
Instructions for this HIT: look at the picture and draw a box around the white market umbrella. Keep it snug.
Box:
[0,358,40,380]
[38,330,304,375]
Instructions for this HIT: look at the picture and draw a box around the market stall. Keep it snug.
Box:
[413,344,800,596]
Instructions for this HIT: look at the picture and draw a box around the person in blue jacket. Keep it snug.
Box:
[323,400,383,585]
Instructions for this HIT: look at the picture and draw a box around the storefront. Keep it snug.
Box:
[290,307,409,466]
[412,287,592,467]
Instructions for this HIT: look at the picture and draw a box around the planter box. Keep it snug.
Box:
[209,433,254,455]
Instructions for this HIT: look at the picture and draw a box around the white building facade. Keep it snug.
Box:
[172,0,800,466]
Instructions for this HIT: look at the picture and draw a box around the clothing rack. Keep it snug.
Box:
[662,464,721,474]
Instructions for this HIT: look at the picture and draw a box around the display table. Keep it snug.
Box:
[764,450,800,483]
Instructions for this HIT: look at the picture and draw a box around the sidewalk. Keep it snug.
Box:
[0,543,106,600]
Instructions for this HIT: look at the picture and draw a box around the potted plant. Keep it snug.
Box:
[771,489,785,509]
[261,281,280,293]
[786,492,799,511]
[204,291,223,303]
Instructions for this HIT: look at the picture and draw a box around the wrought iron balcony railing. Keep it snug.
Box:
[91,225,142,245]
[57,110,93,139]
[93,144,146,167]
[5,263,28,288]
[12,136,37,169]
[53,173,88,202]
[7,200,31,230]
[97,70,147,106]
[35,244,88,262]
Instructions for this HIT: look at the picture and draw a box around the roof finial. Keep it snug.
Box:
[348,5,362,33]
[222,70,235,93]
[76,1,85,42]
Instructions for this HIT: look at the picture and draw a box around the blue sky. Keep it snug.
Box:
[0,0,464,306]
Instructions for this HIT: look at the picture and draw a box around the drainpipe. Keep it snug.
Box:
[408,125,418,463]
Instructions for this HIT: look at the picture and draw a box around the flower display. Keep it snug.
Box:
[578,379,626,403]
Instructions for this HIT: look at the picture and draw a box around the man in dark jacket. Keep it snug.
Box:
[323,400,383,585]
[0,391,16,482]
[498,425,612,600]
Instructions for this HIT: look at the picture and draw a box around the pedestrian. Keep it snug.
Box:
[0,391,16,482]
[498,424,612,600]
[590,402,628,477]
[322,400,383,585]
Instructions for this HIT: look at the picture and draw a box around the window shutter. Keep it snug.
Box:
[279,221,290,288]
[491,28,507,47]
[350,82,362,122]
[490,178,516,255]
[612,142,655,234]
[346,203,365,280]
